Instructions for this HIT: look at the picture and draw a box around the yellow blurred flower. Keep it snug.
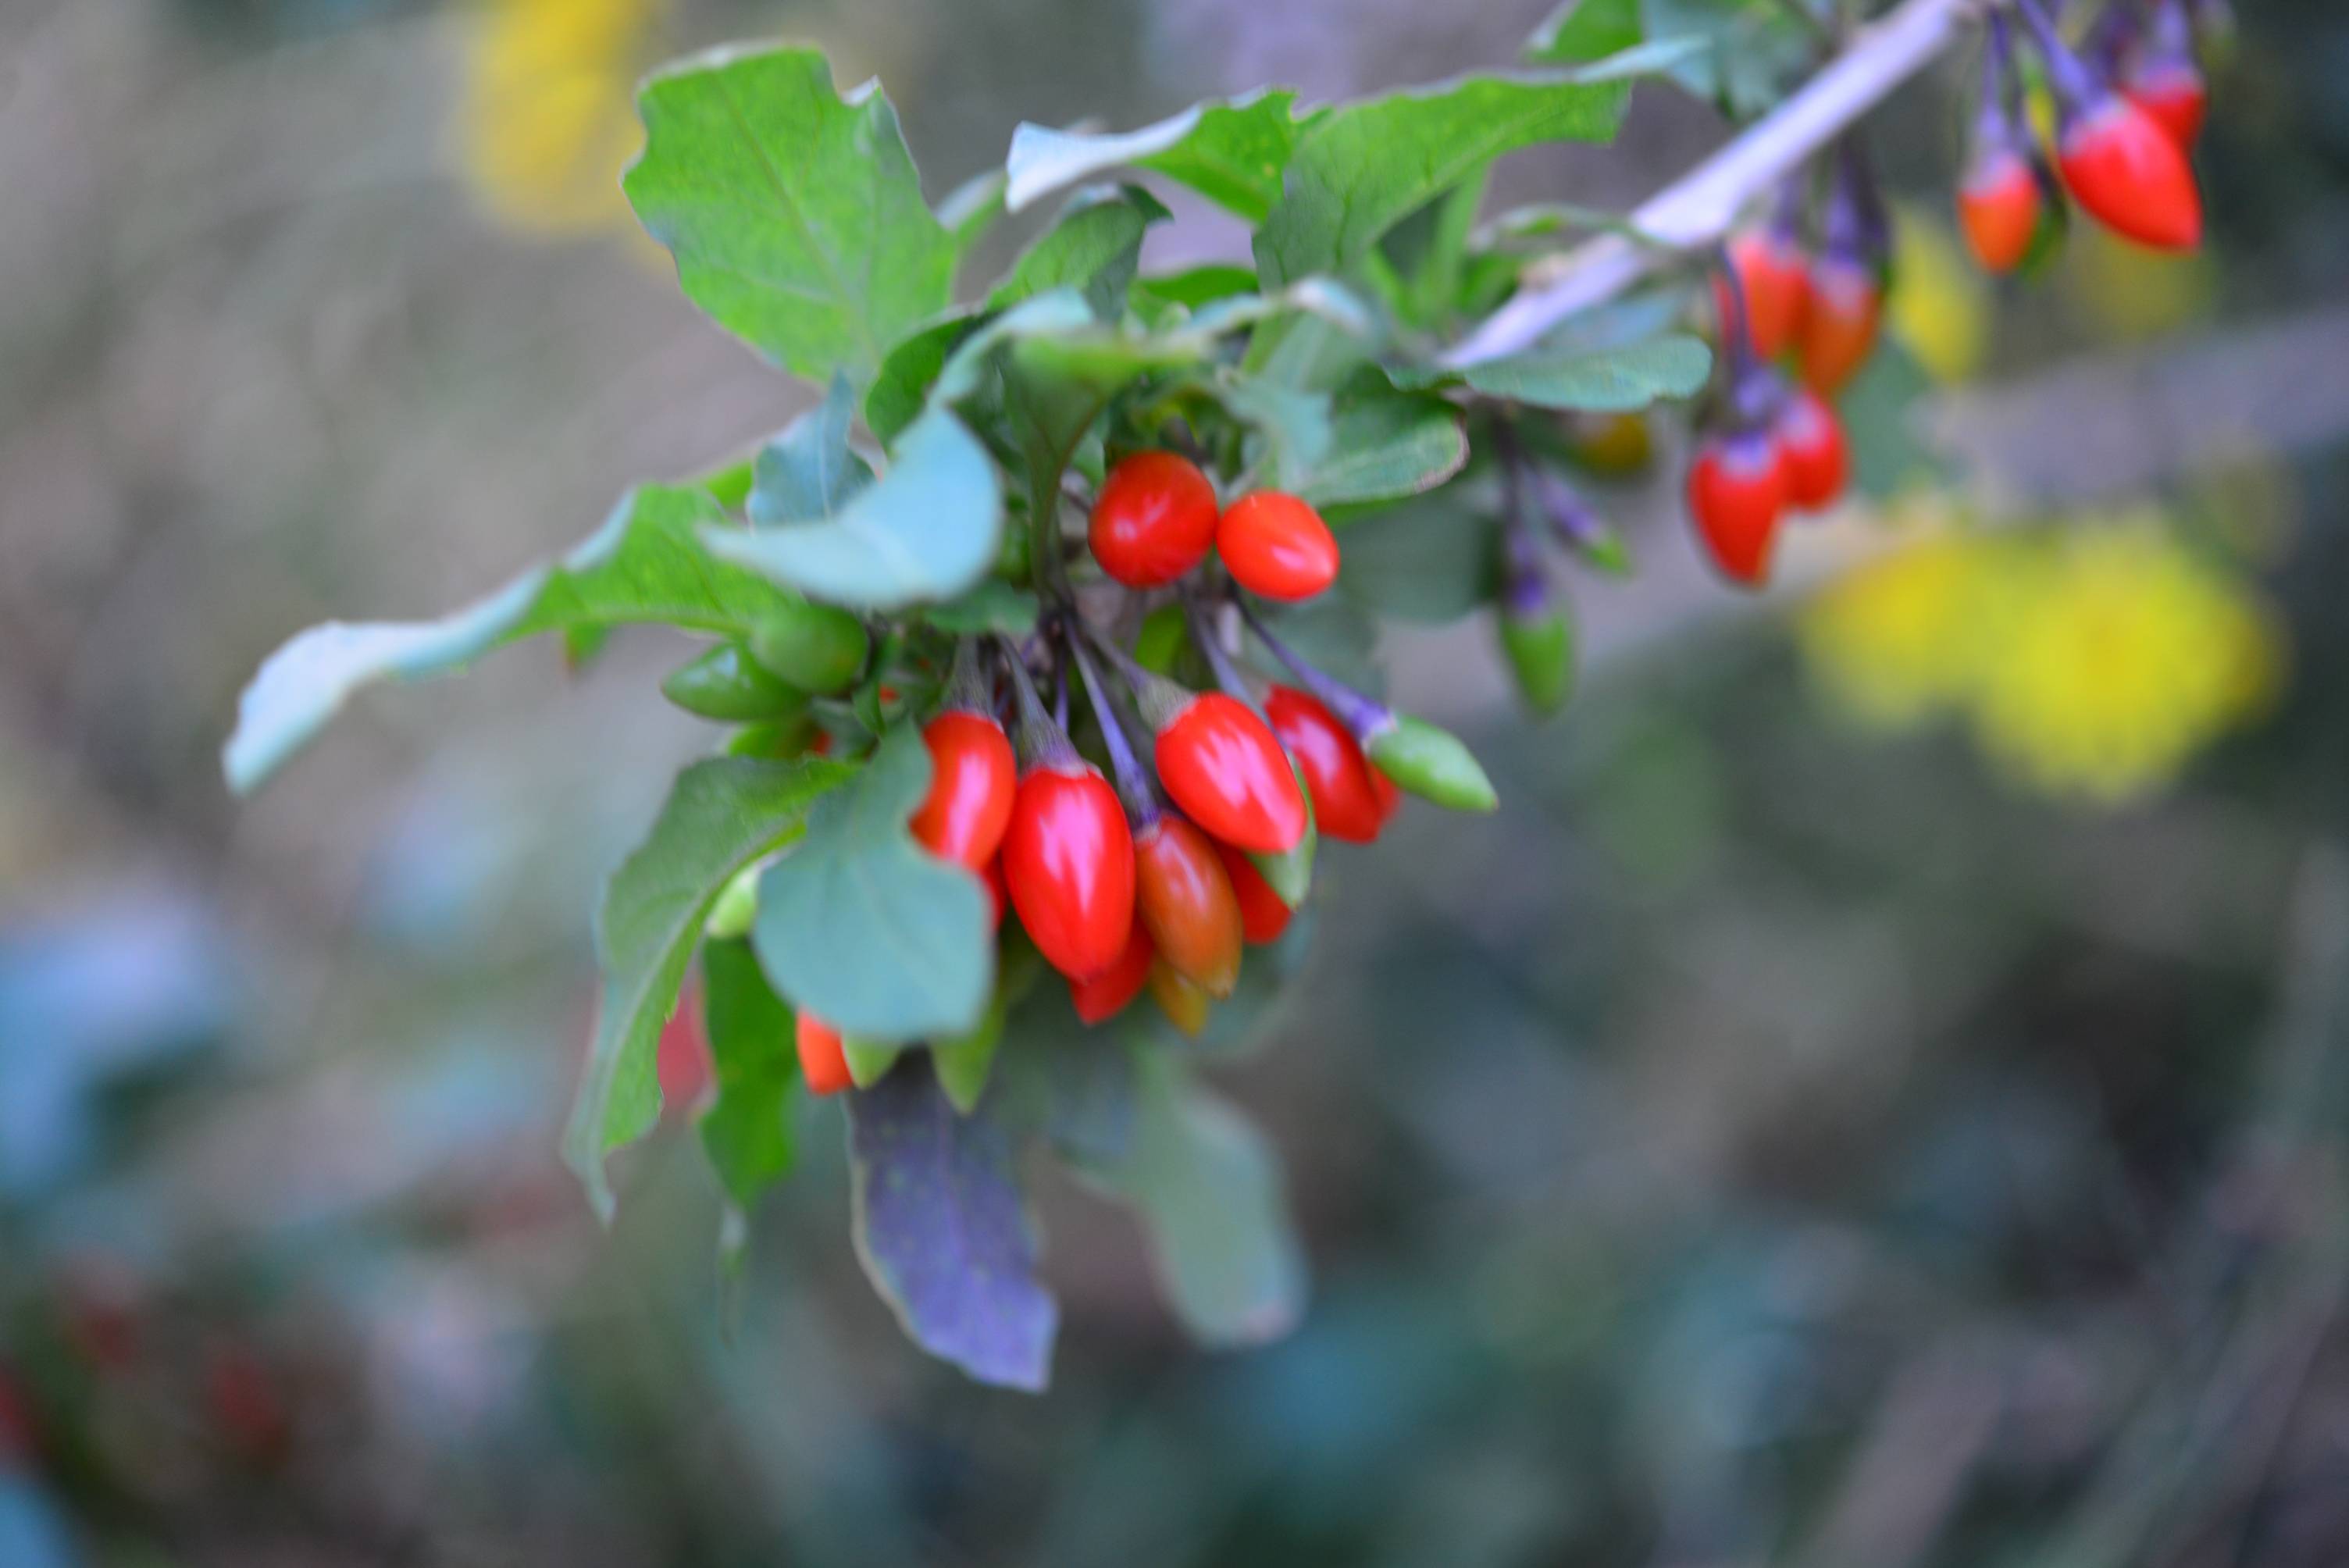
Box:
[1971,519,2280,802]
[1885,208,1989,383]
[459,0,661,235]
[1800,510,2283,804]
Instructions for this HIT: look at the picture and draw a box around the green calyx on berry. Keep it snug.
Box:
[1240,599,1498,815]
[662,643,811,722]
[749,600,872,695]
[703,862,762,941]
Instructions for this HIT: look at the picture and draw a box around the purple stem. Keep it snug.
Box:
[1064,632,1160,823]
[1232,598,1392,740]
[2013,0,2107,119]
[1177,593,1267,714]
[992,634,1076,768]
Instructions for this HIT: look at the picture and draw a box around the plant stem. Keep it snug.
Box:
[1064,631,1159,821]
[1443,0,1972,367]
[1233,598,1392,739]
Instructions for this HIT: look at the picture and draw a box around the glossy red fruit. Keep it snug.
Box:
[1718,229,1809,358]
[1216,839,1294,945]
[797,1014,852,1096]
[1264,684,1385,843]
[1089,451,1221,587]
[1217,490,1340,600]
[1071,921,1154,1024]
[2058,95,2202,250]
[1798,256,1880,395]
[1687,429,1788,587]
[1003,760,1137,980]
[1153,692,1309,853]
[1135,816,1243,997]
[1773,388,1849,511]
[910,710,1017,871]
[1957,146,2042,273]
[1371,766,1403,825]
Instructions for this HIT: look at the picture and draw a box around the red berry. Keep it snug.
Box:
[1089,451,1221,587]
[1152,692,1309,854]
[1217,490,1340,601]
[909,710,1017,871]
[1216,839,1294,945]
[797,1013,852,1096]
[1070,921,1154,1024]
[1798,255,1880,395]
[1718,229,1809,358]
[1135,815,1243,998]
[1264,684,1385,843]
[1003,759,1137,981]
[1957,146,2041,274]
[656,982,711,1110]
[2058,94,2202,250]
[1773,388,1849,511]
[1687,429,1787,587]
[2126,73,2207,150]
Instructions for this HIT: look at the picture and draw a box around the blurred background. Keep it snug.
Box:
[4,0,2349,1562]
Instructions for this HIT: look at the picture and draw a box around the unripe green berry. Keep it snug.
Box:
[749,603,870,695]
[663,644,810,722]
[1499,605,1574,716]
[704,863,761,940]
[1246,757,1317,906]
[1364,714,1498,814]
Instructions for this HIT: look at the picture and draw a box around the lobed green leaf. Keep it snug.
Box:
[625,47,955,388]
[1004,91,1314,222]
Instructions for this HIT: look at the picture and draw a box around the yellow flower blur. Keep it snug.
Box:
[459,0,661,234]
[1799,510,2283,804]
[1885,208,1989,383]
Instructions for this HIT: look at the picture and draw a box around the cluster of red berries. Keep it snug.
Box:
[795,454,1473,1091]
[1683,0,2215,590]
[1959,0,2208,271]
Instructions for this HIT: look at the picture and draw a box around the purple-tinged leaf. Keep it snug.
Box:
[846,1060,1057,1391]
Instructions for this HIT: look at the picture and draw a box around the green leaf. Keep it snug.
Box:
[1004,91,1314,223]
[1400,333,1713,411]
[705,407,1003,611]
[1072,1050,1306,1348]
[749,373,873,526]
[1843,338,1944,498]
[697,937,798,1208]
[751,725,993,1042]
[847,1059,1057,1390]
[624,47,954,388]
[1334,485,1499,625]
[566,755,855,1220]
[1381,169,1489,329]
[932,984,1010,1116]
[1210,374,1333,492]
[224,486,796,794]
[936,167,1008,255]
[866,310,983,447]
[1130,264,1261,318]
[920,579,1041,636]
[988,184,1169,317]
[1639,0,1813,116]
[1298,391,1469,508]
[1254,70,1631,287]
[1526,0,1645,62]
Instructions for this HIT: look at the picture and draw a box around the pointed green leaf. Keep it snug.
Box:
[751,725,993,1042]
[567,755,855,1220]
[937,167,1009,255]
[1527,0,1645,62]
[749,373,874,527]
[1334,486,1499,625]
[624,46,954,387]
[1397,333,1713,411]
[224,486,796,794]
[1004,91,1314,222]
[1297,393,1468,508]
[1072,1050,1306,1348]
[988,184,1169,316]
[1254,70,1631,286]
[697,937,799,1208]
[705,407,1002,611]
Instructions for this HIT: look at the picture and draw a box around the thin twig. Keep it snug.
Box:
[1443,0,1975,367]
